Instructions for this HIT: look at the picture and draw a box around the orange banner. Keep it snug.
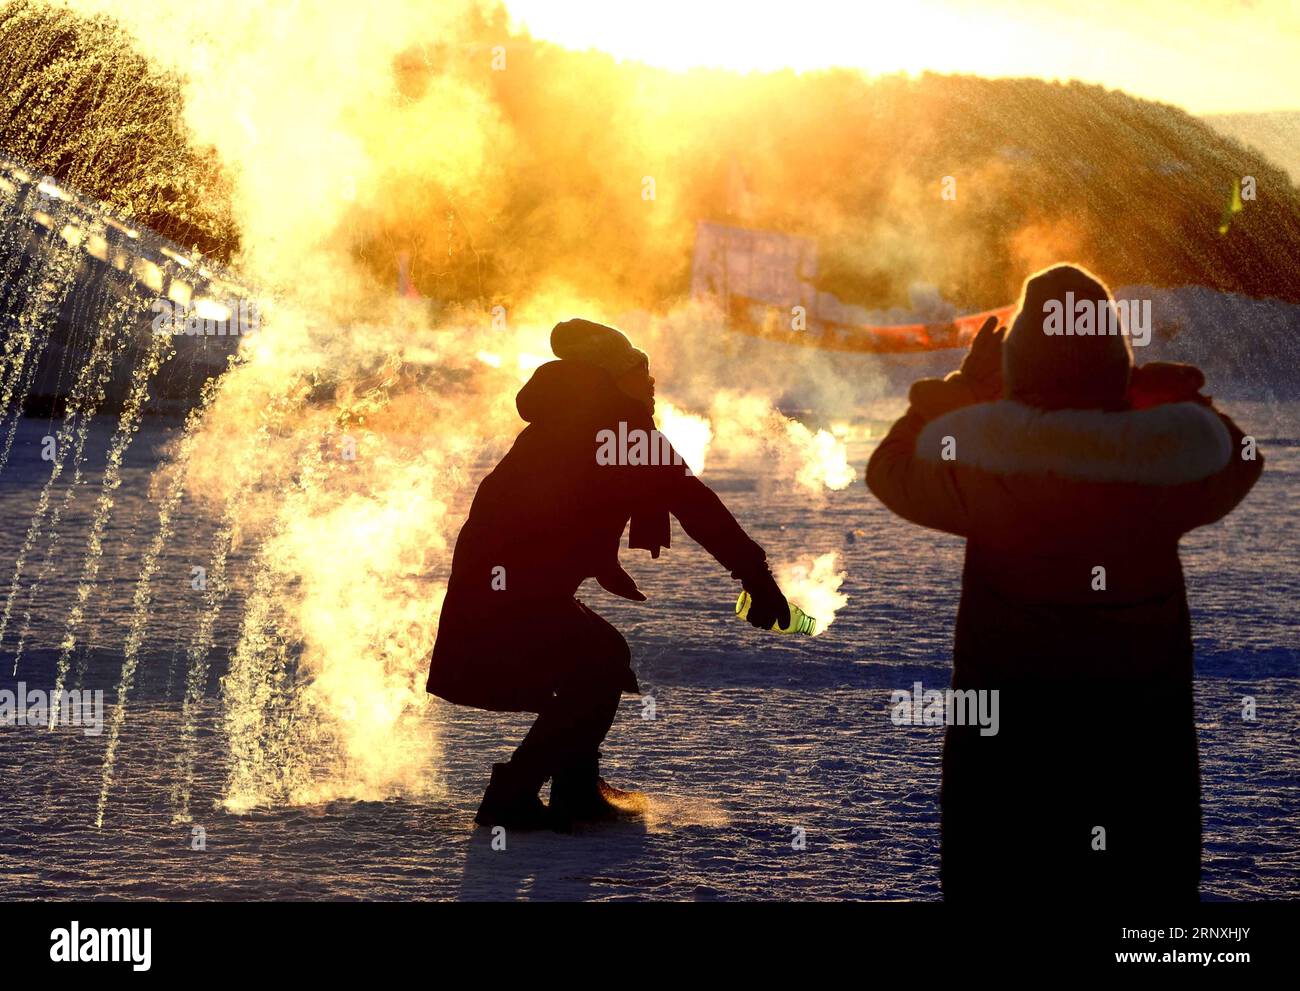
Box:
[727,295,1016,354]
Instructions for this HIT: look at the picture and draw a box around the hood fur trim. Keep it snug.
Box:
[916,401,1231,485]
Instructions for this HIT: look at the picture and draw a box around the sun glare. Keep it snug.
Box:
[503,0,1016,76]
[504,0,1300,114]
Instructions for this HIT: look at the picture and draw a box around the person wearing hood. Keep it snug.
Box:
[429,318,790,829]
[866,264,1263,901]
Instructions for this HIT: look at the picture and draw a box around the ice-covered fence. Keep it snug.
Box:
[0,151,254,412]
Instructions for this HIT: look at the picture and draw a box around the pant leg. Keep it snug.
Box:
[504,600,632,791]
[507,669,623,791]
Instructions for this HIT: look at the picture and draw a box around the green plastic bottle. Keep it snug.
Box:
[736,591,818,635]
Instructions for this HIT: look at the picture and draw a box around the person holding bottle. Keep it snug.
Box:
[428,318,790,830]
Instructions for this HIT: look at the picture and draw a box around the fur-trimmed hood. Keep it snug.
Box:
[863,385,1264,901]
[916,400,1232,486]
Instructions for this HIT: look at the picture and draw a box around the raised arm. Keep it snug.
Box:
[865,401,972,537]
[866,316,1005,537]
[1128,362,1265,532]
[1170,407,1264,532]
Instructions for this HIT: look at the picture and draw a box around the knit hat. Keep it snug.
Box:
[550,318,649,377]
[1003,264,1133,410]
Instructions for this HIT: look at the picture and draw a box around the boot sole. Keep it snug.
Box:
[552,790,649,823]
[474,812,555,831]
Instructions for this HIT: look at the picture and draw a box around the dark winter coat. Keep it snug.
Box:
[428,359,769,713]
[867,394,1262,900]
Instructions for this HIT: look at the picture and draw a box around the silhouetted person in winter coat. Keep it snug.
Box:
[429,318,790,829]
[866,264,1262,902]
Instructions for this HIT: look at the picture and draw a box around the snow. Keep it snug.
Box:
[0,395,1295,900]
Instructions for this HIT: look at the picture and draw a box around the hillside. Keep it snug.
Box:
[380,39,1300,311]
[1203,111,1300,184]
[1,0,1297,313]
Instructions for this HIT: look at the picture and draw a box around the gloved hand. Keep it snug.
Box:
[1129,362,1211,410]
[742,568,791,631]
[955,315,1007,402]
[908,376,976,420]
[907,317,1007,420]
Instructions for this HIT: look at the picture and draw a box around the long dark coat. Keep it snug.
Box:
[428,359,768,713]
[867,395,1262,901]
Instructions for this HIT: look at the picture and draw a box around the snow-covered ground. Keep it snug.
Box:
[0,398,1296,901]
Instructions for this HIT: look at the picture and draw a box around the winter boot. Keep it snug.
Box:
[549,753,648,821]
[474,763,557,830]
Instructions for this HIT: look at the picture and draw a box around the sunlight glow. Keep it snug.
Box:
[505,0,1300,114]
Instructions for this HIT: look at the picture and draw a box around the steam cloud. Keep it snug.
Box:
[61,0,863,809]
